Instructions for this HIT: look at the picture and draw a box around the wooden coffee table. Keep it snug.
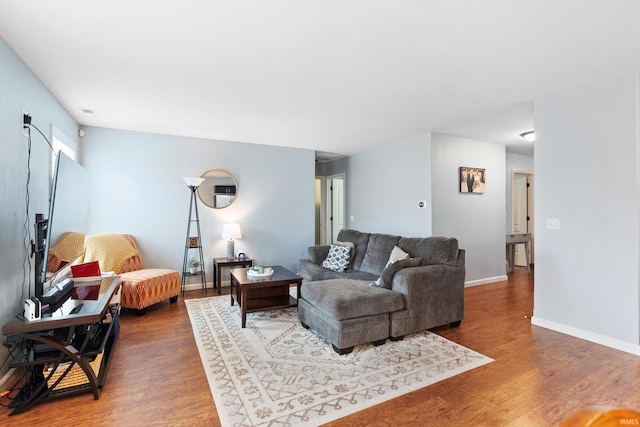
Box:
[229,265,303,328]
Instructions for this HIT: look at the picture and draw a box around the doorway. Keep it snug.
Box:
[511,170,534,268]
[315,174,346,245]
[327,174,345,244]
[314,178,323,244]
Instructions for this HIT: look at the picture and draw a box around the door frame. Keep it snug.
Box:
[511,169,534,266]
[314,177,325,245]
[322,173,346,245]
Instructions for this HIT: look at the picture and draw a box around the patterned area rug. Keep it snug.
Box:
[186,296,492,427]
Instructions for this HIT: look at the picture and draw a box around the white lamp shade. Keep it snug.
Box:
[183,176,205,187]
[221,223,242,239]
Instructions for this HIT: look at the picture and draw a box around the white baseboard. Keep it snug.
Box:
[184,280,216,292]
[531,316,640,356]
[464,275,508,287]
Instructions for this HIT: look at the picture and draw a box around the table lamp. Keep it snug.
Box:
[221,223,242,259]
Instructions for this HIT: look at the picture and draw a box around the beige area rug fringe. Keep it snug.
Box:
[186,296,492,427]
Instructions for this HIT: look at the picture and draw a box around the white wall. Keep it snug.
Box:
[324,133,432,237]
[80,126,315,282]
[533,73,640,352]
[0,37,79,377]
[431,133,507,285]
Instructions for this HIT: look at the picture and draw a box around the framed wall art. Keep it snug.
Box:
[188,236,200,248]
[459,167,486,194]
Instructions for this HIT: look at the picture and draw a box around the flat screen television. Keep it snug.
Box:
[34,151,90,300]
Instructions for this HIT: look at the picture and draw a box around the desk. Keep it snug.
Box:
[213,257,253,295]
[2,276,121,415]
[506,233,531,273]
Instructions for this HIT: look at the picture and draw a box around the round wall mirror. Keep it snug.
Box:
[197,169,238,209]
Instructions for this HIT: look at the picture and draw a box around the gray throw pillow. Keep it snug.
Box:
[371,257,422,289]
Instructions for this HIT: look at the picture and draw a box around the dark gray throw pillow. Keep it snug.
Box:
[372,257,422,289]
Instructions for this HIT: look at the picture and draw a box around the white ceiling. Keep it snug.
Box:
[2,1,640,158]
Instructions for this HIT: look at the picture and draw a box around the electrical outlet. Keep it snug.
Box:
[547,218,560,230]
[22,110,31,137]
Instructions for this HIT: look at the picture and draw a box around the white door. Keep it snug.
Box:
[314,178,323,245]
[512,171,534,267]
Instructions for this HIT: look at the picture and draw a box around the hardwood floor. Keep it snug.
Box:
[2,269,639,426]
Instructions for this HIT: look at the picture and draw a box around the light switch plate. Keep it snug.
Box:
[547,218,560,230]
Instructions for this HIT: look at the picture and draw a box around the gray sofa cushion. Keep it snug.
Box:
[307,245,330,264]
[359,233,401,275]
[302,279,404,320]
[297,259,331,281]
[335,229,370,270]
[323,269,378,281]
[298,260,379,281]
[398,236,459,266]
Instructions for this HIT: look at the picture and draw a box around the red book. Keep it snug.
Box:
[71,261,102,300]
[71,260,101,278]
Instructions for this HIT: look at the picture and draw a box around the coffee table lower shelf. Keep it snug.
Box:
[229,266,303,328]
[245,295,297,312]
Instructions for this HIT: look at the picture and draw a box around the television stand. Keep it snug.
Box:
[2,276,121,415]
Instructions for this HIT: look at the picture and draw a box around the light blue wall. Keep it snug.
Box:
[533,73,640,350]
[322,132,507,285]
[431,133,507,285]
[323,133,432,237]
[80,127,315,280]
[0,37,79,377]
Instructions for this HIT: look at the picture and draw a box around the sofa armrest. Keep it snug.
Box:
[307,245,331,265]
[392,263,464,295]
[391,263,465,332]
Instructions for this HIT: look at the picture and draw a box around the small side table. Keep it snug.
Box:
[506,233,531,273]
[213,257,253,294]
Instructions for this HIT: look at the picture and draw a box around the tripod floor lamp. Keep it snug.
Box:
[181,177,207,295]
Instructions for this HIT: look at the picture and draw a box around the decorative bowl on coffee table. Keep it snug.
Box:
[247,266,273,277]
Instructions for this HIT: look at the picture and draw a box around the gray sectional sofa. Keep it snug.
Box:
[297,229,465,354]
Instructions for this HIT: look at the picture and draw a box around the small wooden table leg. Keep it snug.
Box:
[230,275,235,306]
[241,283,247,328]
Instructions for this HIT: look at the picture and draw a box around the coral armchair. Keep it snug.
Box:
[83,234,180,314]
